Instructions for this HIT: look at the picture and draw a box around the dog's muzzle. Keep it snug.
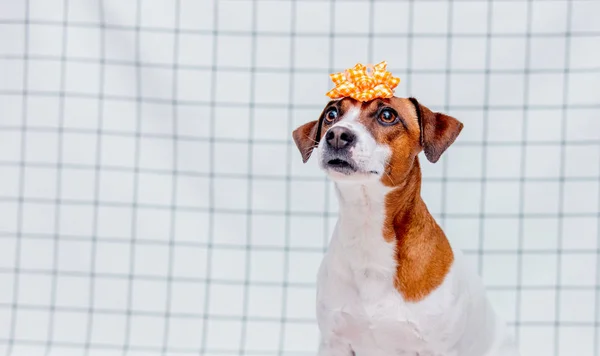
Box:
[321,127,359,174]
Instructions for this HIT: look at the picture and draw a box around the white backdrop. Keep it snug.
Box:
[1,0,600,355]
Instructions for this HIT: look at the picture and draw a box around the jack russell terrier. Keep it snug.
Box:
[292,96,520,356]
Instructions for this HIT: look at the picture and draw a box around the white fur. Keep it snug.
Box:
[314,116,520,356]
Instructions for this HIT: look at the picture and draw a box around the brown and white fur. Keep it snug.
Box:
[292,97,520,356]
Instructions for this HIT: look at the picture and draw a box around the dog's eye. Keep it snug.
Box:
[324,108,338,124]
[378,108,398,125]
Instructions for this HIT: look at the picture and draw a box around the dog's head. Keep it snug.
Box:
[292,97,463,186]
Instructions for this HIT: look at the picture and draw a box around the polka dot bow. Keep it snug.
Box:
[326,61,401,102]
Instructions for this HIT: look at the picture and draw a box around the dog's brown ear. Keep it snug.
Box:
[410,98,463,163]
[292,120,319,163]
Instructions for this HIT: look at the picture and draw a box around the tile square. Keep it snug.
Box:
[524,145,561,178]
[178,33,213,67]
[562,181,598,214]
[294,37,330,69]
[24,131,58,163]
[103,64,137,97]
[244,321,280,352]
[104,29,136,61]
[98,170,135,203]
[0,59,23,91]
[334,1,370,34]
[55,275,89,308]
[252,107,289,141]
[65,61,101,94]
[530,38,566,70]
[561,217,598,250]
[19,232,54,274]
[58,204,94,236]
[213,141,249,175]
[286,287,316,319]
[209,249,245,281]
[445,181,482,214]
[94,242,130,274]
[208,284,244,316]
[483,218,519,250]
[413,1,449,34]
[29,24,63,56]
[560,253,596,287]
[57,240,91,273]
[490,38,526,70]
[290,180,326,213]
[489,73,524,106]
[21,202,55,235]
[62,132,97,165]
[140,66,173,100]
[254,72,291,105]
[252,142,287,177]
[283,322,319,352]
[23,167,57,199]
[449,74,485,106]
[167,317,204,349]
[287,251,322,284]
[213,177,248,210]
[568,72,600,105]
[135,207,170,241]
[180,0,214,31]
[523,181,559,214]
[558,326,595,356]
[290,216,326,249]
[256,36,291,69]
[446,145,482,178]
[133,244,169,277]
[129,315,164,348]
[257,1,291,32]
[566,109,600,141]
[215,71,251,104]
[18,274,52,305]
[216,35,252,68]
[295,1,330,34]
[565,144,600,178]
[485,146,521,179]
[176,69,212,102]
[559,290,595,322]
[172,245,208,279]
[140,0,176,28]
[213,212,247,246]
[251,179,286,212]
[247,285,282,318]
[522,253,557,286]
[137,172,173,206]
[482,254,518,287]
[522,217,558,251]
[169,281,205,314]
[333,37,369,70]
[90,313,126,345]
[66,26,101,59]
[572,1,600,32]
[205,319,242,351]
[528,73,565,106]
[132,279,166,312]
[520,289,556,322]
[251,214,286,248]
[451,38,487,70]
[174,211,209,243]
[93,277,128,310]
[217,0,252,31]
[491,2,527,33]
[531,1,568,33]
[412,38,447,70]
[53,311,87,343]
[250,250,284,283]
[139,137,173,170]
[14,309,48,340]
[452,2,487,34]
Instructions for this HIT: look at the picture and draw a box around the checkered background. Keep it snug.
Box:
[0,0,599,355]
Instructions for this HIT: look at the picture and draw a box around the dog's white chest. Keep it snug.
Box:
[316,229,465,356]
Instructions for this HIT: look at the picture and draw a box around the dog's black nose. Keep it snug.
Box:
[325,127,356,150]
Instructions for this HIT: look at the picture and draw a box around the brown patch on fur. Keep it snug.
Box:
[382,162,455,302]
[354,98,458,301]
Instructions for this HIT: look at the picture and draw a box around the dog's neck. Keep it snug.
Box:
[333,158,454,302]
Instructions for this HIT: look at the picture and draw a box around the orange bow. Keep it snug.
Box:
[326,61,401,102]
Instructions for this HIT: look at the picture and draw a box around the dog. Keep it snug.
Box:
[292,97,520,356]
